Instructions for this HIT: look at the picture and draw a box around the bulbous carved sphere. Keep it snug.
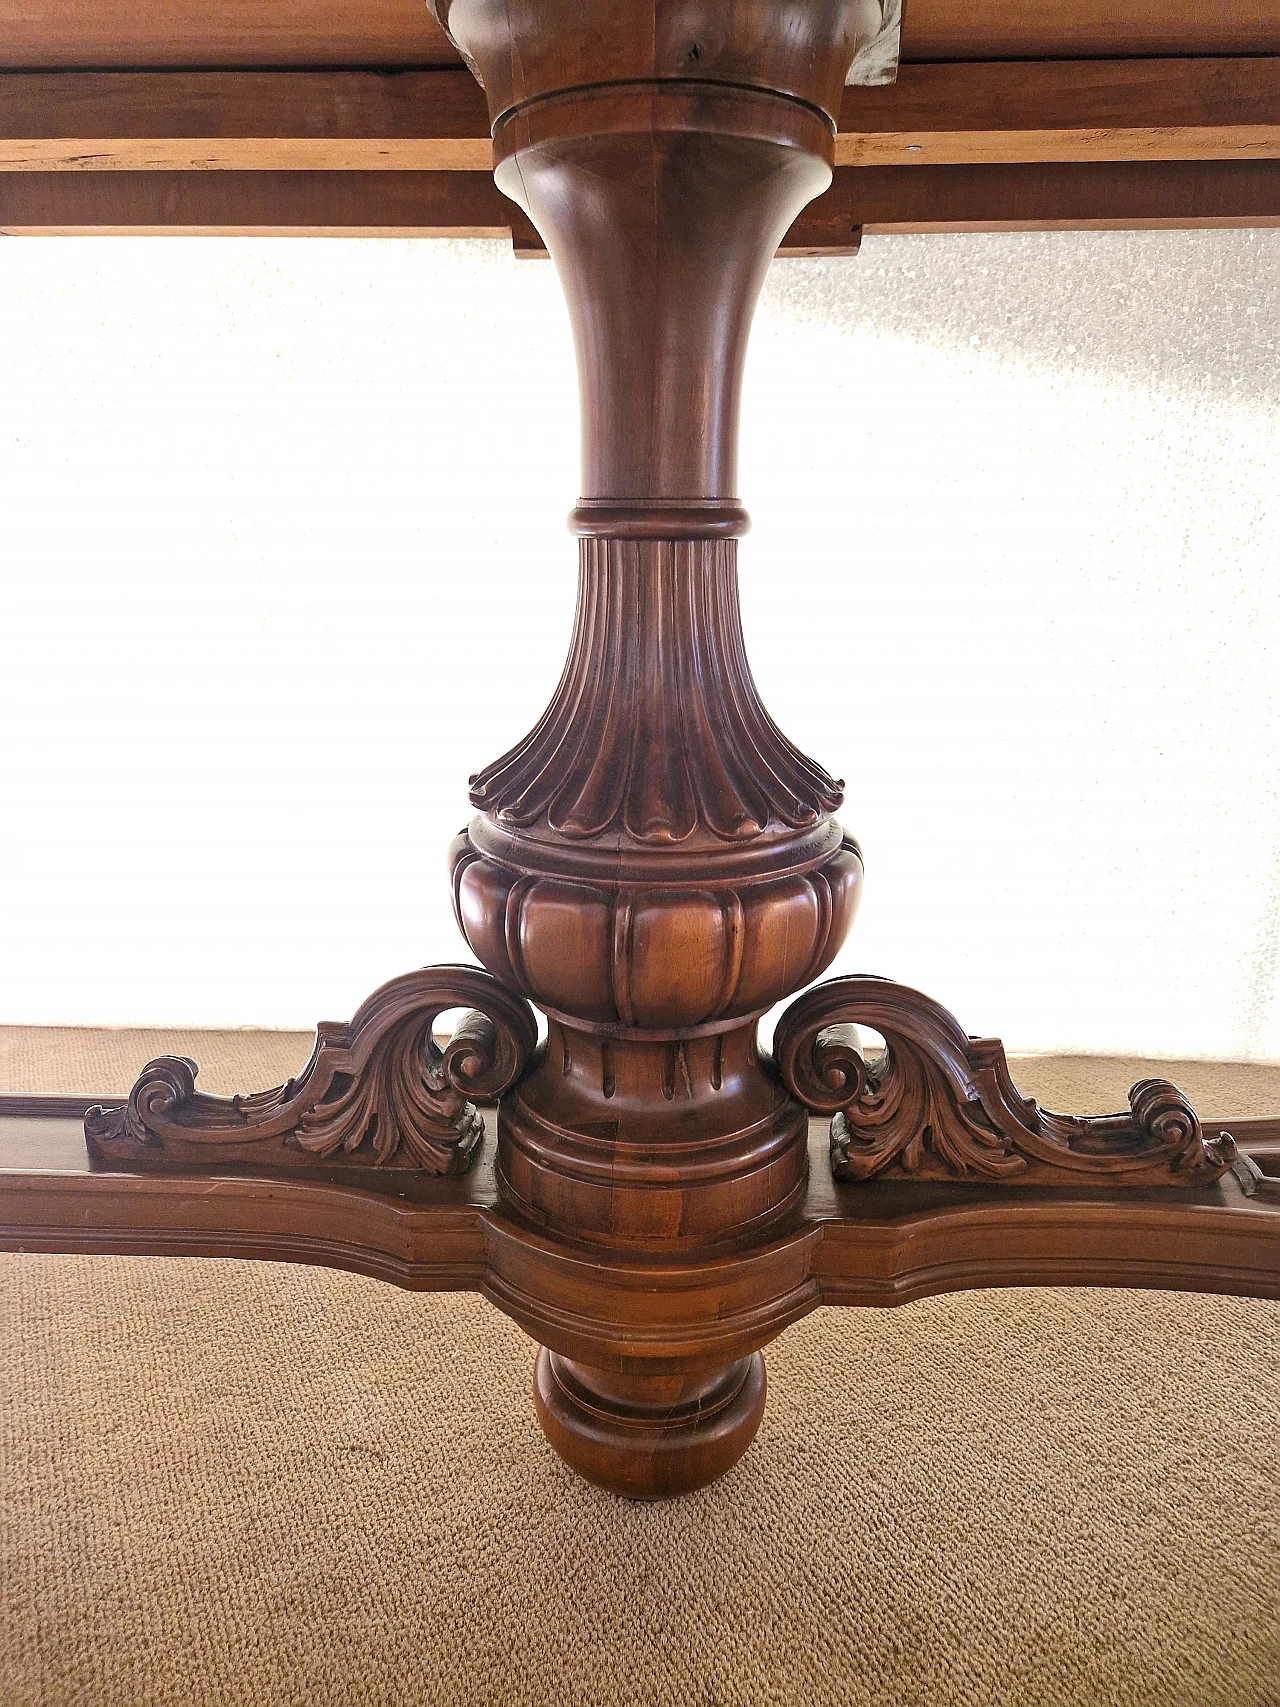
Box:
[451,829,863,1032]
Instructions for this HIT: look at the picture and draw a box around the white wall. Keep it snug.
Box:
[1,230,1276,1058]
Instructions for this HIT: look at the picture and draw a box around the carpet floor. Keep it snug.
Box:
[2,1030,1277,1707]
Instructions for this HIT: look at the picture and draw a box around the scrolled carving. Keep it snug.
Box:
[1126,1078,1204,1169]
[85,966,538,1176]
[86,1056,197,1150]
[773,976,1237,1187]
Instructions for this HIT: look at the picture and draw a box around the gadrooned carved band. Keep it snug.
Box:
[453,832,862,1033]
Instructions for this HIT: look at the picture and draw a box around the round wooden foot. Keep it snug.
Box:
[533,1347,766,1499]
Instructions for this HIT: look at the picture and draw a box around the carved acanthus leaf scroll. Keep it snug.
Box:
[773,976,1237,1188]
[85,966,538,1176]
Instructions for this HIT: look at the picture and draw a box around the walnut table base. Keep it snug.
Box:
[3,0,1277,1500]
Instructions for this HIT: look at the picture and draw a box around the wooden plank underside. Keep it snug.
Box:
[835,58,1280,167]
[1,61,1276,175]
[0,0,460,70]
[843,159,1280,232]
[897,0,1280,62]
[0,69,494,173]
[0,170,513,237]
[1,0,1276,70]
[3,160,1277,238]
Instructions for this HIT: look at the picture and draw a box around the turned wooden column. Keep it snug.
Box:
[434,0,867,1493]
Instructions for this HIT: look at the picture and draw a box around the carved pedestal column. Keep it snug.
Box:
[432,0,868,1492]
[452,545,862,1248]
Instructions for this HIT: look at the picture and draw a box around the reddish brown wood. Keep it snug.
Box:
[5,60,1277,174]
[83,967,537,1178]
[451,542,861,1255]
[443,0,1274,1492]
[3,1115,1276,1309]
[837,57,1280,166]
[899,0,1278,61]
[4,0,1275,1501]
[0,69,492,170]
[0,168,513,236]
[533,1349,768,1499]
[774,977,1236,1187]
[3,0,1276,74]
[414,5,870,1489]
[5,159,1277,239]
[0,0,459,70]
[12,1098,1277,1170]
[845,158,1280,231]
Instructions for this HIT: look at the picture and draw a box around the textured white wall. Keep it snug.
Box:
[0,231,1276,1057]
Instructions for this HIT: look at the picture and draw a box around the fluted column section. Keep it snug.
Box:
[470,540,843,845]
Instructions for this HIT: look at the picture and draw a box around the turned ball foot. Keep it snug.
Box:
[533,1349,767,1499]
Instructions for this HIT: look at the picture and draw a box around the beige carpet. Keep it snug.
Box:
[2,1031,1278,1707]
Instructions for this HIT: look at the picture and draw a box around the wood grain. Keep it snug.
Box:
[0,69,493,173]
[839,159,1280,231]
[4,61,1275,175]
[3,0,1274,73]
[4,1118,1276,1312]
[0,169,512,236]
[0,0,459,70]
[899,0,1279,62]
[5,160,1276,239]
[836,59,1280,167]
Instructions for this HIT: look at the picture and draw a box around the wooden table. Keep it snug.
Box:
[3,0,1278,1499]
